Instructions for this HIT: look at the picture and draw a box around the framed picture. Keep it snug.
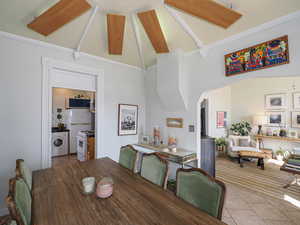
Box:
[265,93,286,110]
[118,104,138,136]
[225,35,289,76]
[291,111,300,128]
[216,111,227,128]
[166,118,183,128]
[265,111,286,127]
[293,92,300,109]
[288,130,298,139]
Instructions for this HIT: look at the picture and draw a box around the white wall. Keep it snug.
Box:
[145,12,300,160]
[0,32,145,212]
[231,76,300,152]
[205,86,231,138]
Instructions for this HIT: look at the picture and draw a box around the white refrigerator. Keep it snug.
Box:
[65,109,91,154]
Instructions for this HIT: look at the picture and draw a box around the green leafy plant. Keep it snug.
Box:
[216,137,227,147]
[230,121,252,136]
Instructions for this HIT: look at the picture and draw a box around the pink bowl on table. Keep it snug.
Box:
[97,177,114,198]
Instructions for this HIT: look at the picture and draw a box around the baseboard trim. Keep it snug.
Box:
[0,207,8,216]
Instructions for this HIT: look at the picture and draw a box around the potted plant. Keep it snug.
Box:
[215,137,227,152]
[230,121,252,136]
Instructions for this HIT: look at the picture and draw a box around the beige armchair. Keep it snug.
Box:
[227,135,260,158]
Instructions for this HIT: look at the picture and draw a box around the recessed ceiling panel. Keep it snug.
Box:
[138,10,169,53]
[164,0,242,28]
[107,14,126,55]
[27,0,91,36]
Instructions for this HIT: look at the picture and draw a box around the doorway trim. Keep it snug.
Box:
[41,57,104,169]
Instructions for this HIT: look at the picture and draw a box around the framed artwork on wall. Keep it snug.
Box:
[118,104,138,136]
[265,93,286,110]
[265,111,286,127]
[166,118,183,128]
[291,111,300,128]
[224,35,289,76]
[216,111,227,128]
[293,92,300,109]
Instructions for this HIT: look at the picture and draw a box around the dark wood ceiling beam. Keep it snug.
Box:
[107,14,126,55]
[28,0,91,36]
[137,10,169,53]
[164,0,242,28]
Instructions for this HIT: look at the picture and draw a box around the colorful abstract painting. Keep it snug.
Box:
[225,36,289,76]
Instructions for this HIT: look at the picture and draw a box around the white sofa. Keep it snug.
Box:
[227,135,260,158]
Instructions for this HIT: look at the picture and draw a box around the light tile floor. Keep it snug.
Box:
[221,173,300,225]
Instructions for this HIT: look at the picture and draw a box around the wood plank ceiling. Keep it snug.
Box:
[27,0,91,36]
[138,10,169,53]
[164,0,242,28]
[107,14,126,55]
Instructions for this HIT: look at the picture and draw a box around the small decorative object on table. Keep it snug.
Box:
[82,177,96,194]
[252,115,267,135]
[288,130,298,139]
[97,177,114,199]
[168,136,177,152]
[141,135,150,144]
[153,126,161,146]
[279,129,287,137]
[272,129,279,136]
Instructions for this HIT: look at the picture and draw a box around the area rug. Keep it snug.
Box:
[216,158,300,202]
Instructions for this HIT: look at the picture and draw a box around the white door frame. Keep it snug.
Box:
[41,57,104,169]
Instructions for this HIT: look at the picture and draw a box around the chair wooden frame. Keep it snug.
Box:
[140,152,169,189]
[6,178,27,225]
[15,159,24,179]
[176,168,226,220]
[0,215,12,225]
[120,145,139,172]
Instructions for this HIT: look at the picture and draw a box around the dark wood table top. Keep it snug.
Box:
[32,157,226,225]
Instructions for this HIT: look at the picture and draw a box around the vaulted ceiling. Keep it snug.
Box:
[1,0,300,68]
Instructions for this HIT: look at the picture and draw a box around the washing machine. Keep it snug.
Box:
[52,130,69,157]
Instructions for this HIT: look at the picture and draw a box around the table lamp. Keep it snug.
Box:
[253,115,267,135]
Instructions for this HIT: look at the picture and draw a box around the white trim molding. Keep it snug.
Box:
[41,57,104,168]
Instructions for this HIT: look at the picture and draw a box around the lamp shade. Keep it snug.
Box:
[252,115,267,125]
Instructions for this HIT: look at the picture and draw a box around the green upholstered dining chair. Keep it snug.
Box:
[6,178,32,225]
[119,145,138,172]
[140,153,169,189]
[16,160,32,191]
[176,168,226,220]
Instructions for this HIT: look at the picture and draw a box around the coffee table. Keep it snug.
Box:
[238,151,265,170]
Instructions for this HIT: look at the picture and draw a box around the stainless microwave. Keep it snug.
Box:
[65,98,90,108]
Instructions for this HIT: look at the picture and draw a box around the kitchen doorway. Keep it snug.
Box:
[42,58,104,169]
[51,88,96,166]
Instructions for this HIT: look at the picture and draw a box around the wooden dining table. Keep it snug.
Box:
[32,157,226,225]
